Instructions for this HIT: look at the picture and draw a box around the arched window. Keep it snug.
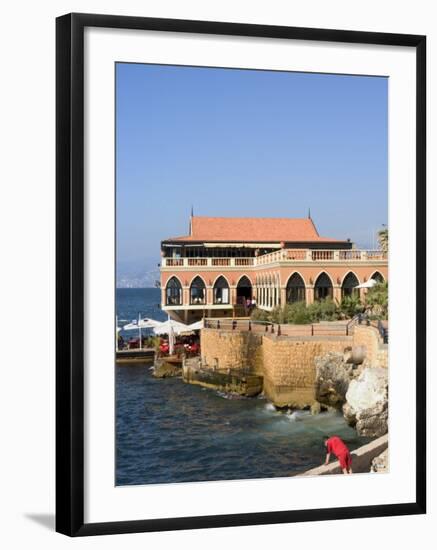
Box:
[190,276,206,305]
[213,276,229,304]
[371,271,384,283]
[342,272,360,298]
[166,277,182,306]
[314,272,333,301]
[286,273,306,304]
[237,276,253,306]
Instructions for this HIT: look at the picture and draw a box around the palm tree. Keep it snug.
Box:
[378,227,388,254]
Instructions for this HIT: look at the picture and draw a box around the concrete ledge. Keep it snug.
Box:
[298,434,388,476]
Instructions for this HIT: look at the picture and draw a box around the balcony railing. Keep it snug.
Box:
[162,257,255,267]
[161,249,387,268]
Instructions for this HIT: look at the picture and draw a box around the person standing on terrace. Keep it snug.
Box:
[323,435,353,474]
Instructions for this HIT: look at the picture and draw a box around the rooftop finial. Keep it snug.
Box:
[189,205,194,235]
[308,207,311,219]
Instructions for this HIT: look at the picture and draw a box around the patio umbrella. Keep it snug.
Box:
[186,319,204,331]
[355,279,378,289]
[123,317,162,330]
[153,319,188,336]
[123,315,163,350]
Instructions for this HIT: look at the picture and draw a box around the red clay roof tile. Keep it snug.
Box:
[164,217,347,243]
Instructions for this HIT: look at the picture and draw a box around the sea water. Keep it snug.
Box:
[116,288,369,486]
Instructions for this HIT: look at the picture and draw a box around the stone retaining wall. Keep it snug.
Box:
[262,335,351,407]
[353,325,388,369]
[200,325,388,408]
[201,329,264,374]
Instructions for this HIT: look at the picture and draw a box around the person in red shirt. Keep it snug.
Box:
[324,436,353,474]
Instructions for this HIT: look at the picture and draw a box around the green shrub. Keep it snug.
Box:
[337,295,365,319]
[251,296,369,326]
[250,307,271,322]
[365,281,388,319]
[305,299,338,322]
[287,301,313,324]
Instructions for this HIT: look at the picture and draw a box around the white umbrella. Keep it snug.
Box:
[355,279,378,289]
[123,317,162,330]
[122,315,163,350]
[186,319,204,331]
[153,319,188,336]
[153,318,203,355]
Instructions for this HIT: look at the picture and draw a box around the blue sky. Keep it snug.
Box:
[116,63,387,285]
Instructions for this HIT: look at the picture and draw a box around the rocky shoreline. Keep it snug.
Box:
[315,351,388,437]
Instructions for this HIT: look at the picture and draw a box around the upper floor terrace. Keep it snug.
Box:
[161,248,387,269]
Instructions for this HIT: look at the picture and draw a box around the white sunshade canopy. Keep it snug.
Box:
[123,317,163,330]
[355,279,378,289]
[153,319,204,336]
[153,319,191,336]
[187,319,204,331]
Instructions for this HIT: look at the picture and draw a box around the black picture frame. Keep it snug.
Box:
[56,12,426,537]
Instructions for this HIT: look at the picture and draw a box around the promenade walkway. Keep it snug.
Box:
[204,317,356,338]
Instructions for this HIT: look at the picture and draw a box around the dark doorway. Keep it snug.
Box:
[236,276,252,305]
[342,272,360,298]
[286,273,306,304]
[314,272,333,301]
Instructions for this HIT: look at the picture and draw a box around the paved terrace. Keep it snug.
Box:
[204,317,388,343]
[204,317,357,338]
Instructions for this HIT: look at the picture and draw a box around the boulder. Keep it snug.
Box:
[343,367,388,437]
[343,345,366,366]
[153,361,182,378]
[315,352,353,409]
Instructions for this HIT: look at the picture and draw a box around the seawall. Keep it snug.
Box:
[353,324,388,369]
[200,325,387,408]
[262,335,352,407]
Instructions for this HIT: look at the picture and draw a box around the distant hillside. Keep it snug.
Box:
[116,258,160,289]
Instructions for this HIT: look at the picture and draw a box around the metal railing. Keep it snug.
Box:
[204,317,353,337]
[348,314,389,344]
[377,320,389,344]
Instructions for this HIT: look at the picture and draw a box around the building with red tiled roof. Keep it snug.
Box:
[160,215,387,324]
[163,216,349,245]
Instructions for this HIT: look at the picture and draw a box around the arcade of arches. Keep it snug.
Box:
[164,270,386,310]
[254,270,385,309]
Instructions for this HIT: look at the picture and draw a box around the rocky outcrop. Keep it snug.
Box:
[153,361,182,378]
[343,345,366,366]
[343,367,388,437]
[183,365,263,397]
[315,352,356,409]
